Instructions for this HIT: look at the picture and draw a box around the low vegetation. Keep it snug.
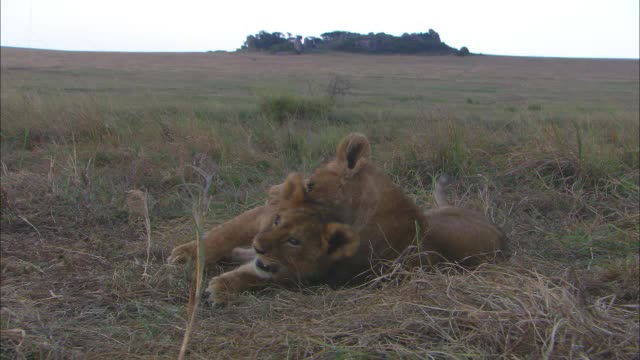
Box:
[259,94,334,123]
[0,48,638,358]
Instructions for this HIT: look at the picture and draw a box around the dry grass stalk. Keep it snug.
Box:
[177,211,205,360]
[178,163,216,359]
[17,215,43,242]
[125,189,153,277]
[142,191,152,278]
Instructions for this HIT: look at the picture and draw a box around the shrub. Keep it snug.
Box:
[325,75,352,101]
[259,95,333,123]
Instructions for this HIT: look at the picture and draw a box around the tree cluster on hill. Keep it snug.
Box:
[240,30,471,56]
[242,31,298,54]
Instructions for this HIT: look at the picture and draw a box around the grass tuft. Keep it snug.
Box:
[259,93,334,123]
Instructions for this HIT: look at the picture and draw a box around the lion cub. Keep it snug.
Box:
[169,133,508,304]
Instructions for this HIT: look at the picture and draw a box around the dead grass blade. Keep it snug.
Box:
[142,190,152,278]
[178,163,215,359]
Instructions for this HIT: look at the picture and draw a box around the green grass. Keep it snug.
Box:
[1,48,638,359]
[259,93,334,123]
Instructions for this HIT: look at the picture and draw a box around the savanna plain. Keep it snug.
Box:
[1,47,639,359]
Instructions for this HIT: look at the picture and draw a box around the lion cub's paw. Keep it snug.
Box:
[167,243,195,264]
[204,277,235,306]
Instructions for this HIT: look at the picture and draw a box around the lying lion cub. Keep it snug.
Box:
[169,133,507,304]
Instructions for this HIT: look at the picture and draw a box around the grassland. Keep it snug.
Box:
[1,47,638,359]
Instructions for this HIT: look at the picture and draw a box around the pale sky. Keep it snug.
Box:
[1,0,639,58]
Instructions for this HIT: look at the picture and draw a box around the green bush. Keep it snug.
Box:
[259,95,333,123]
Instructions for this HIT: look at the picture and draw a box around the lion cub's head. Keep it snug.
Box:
[251,174,360,281]
[303,133,371,201]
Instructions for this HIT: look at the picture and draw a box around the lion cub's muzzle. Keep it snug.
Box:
[255,258,280,273]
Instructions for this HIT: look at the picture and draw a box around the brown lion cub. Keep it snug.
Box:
[168,133,507,304]
[203,174,361,304]
[271,133,507,284]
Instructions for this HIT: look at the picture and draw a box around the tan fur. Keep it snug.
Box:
[299,133,507,279]
[167,205,275,265]
[169,133,507,304]
[204,174,361,304]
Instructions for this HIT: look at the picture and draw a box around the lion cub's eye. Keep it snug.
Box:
[286,237,301,246]
[274,214,281,226]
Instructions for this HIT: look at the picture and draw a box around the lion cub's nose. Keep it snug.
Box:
[255,258,278,273]
[254,246,266,255]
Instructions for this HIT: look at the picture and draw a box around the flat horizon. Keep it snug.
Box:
[2,45,639,61]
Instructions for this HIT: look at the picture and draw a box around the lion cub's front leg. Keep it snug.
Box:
[168,205,274,266]
[204,262,270,305]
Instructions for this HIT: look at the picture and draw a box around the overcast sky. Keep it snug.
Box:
[1,0,638,58]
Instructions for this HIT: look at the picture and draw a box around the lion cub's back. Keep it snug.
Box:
[424,207,508,265]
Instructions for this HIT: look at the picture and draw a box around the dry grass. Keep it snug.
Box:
[1,47,638,359]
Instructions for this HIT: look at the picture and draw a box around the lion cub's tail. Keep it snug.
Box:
[434,174,457,207]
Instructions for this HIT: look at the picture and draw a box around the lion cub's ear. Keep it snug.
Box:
[324,223,360,261]
[280,173,305,207]
[335,133,370,175]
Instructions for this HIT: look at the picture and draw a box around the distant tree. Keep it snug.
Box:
[242,35,256,50]
[320,31,359,42]
[268,42,295,53]
[293,36,303,54]
[242,31,289,51]
[303,37,323,49]
[456,46,470,56]
[428,29,441,43]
